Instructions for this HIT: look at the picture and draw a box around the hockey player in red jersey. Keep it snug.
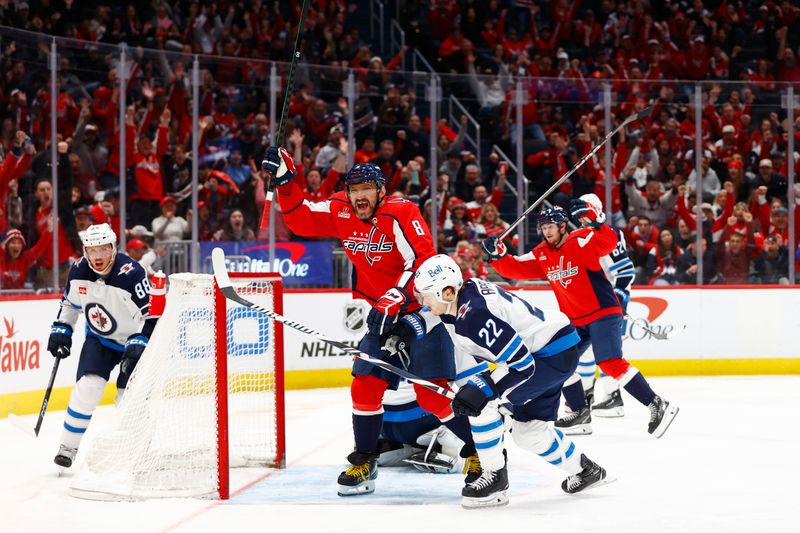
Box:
[482,203,679,438]
[263,147,477,496]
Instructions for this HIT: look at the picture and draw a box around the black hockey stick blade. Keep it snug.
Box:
[9,356,60,437]
[211,248,456,399]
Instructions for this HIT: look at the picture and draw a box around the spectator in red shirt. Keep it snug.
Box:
[715,218,755,284]
[0,227,53,290]
[130,108,170,227]
[626,215,660,283]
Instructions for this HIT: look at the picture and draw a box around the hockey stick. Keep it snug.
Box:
[498,106,653,241]
[627,315,686,341]
[211,248,456,400]
[259,0,310,230]
[8,356,61,437]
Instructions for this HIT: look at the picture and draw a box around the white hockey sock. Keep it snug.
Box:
[469,402,505,471]
[512,420,582,475]
[577,351,596,391]
[60,375,107,450]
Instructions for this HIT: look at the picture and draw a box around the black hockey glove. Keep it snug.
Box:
[569,198,606,228]
[481,236,507,261]
[47,322,73,359]
[380,313,425,355]
[120,335,148,378]
[261,146,297,187]
[367,287,409,336]
[451,374,498,417]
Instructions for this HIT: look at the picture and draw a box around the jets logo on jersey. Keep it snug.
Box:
[546,256,579,288]
[457,300,471,320]
[119,263,135,276]
[85,303,118,335]
[342,226,394,265]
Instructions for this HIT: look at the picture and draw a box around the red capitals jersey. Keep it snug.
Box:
[492,225,621,326]
[277,181,436,306]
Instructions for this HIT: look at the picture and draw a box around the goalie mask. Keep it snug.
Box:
[81,223,117,276]
[413,254,463,313]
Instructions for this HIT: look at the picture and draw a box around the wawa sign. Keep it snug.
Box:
[0,317,41,374]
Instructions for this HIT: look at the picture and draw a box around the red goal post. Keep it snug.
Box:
[70,272,285,501]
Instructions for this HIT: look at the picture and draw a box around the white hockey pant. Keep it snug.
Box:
[60,374,107,450]
[511,420,582,475]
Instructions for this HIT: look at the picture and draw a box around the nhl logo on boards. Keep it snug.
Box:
[343,303,366,333]
[85,303,117,335]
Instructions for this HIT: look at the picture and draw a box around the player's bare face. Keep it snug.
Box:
[416,288,456,316]
[347,183,385,221]
[540,223,564,245]
[85,244,114,274]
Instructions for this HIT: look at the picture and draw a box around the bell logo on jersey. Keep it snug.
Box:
[85,303,118,336]
[342,226,394,265]
[546,256,579,288]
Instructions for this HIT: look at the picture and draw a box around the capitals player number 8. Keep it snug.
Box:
[478,318,504,348]
[134,278,152,300]
[411,220,426,236]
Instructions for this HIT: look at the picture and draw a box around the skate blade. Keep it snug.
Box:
[652,405,680,439]
[592,407,624,418]
[462,490,509,509]
[557,424,593,435]
[337,481,376,496]
[582,474,617,493]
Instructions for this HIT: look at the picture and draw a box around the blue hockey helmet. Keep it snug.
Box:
[537,206,570,227]
[344,163,386,188]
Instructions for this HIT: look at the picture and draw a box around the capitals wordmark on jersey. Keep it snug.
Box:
[277,183,435,305]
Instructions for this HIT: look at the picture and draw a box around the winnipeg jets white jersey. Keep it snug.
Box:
[599,227,634,292]
[56,254,154,349]
[439,279,577,375]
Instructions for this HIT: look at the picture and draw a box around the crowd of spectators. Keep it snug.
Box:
[0,0,799,291]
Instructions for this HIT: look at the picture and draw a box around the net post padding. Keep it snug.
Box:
[69,272,283,501]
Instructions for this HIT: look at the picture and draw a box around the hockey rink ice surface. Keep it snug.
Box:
[2,376,796,533]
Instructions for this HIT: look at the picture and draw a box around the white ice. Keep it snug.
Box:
[2,376,796,533]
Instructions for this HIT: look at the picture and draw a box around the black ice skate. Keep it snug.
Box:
[555,407,593,435]
[585,382,595,410]
[460,445,483,485]
[561,454,615,494]
[648,396,679,438]
[592,388,625,418]
[461,463,509,509]
[337,451,378,496]
[54,444,77,469]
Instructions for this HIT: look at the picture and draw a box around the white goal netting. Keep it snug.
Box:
[70,273,282,501]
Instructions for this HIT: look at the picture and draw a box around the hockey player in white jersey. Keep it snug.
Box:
[557,193,635,434]
[385,254,612,508]
[47,224,157,468]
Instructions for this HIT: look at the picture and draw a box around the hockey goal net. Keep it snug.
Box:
[70,272,285,501]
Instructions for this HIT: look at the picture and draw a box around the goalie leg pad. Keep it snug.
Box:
[469,401,506,471]
[512,419,582,475]
[61,374,107,450]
